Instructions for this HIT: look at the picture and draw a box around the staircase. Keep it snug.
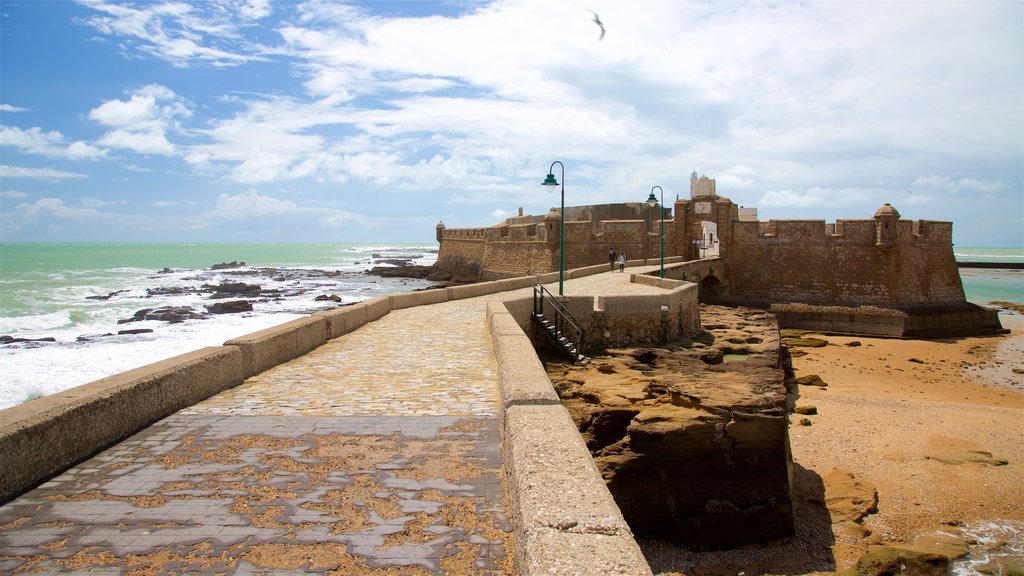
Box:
[532,285,588,364]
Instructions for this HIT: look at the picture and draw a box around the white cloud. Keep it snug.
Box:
[88,84,189,155]
[758,186,872,209]
[0,190,29,199]
[0,165,88,180]
[77,0,274,68]
[81,197,127,208]
[0,126,108,160]
[911,175,1006,194]
[0,104,29,112]
[490,208,508,221]
[196,189,367,231]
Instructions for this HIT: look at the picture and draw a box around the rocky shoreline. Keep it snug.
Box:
[545,305,795,550]
[1,256,450,347]
[543,305,1024,575]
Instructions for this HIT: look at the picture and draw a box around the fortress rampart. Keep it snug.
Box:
[435,176,1001,336]
[726,217,964,309]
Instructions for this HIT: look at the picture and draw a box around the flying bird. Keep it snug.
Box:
[588,10,605,41]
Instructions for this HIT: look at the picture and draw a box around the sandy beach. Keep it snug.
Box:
[642,312,1024,575]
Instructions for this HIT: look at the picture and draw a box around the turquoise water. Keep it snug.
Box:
[953,246,1024,263]
[0,242,438,409]
[954,247,1024,305]
[0,242,435,318]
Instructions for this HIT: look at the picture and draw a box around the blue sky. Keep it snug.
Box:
[1,0,1021,245]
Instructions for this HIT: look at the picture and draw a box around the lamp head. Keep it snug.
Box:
[542,173,559,192]
[646,191,658,206]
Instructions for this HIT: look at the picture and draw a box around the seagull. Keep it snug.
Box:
[588,9,605,41]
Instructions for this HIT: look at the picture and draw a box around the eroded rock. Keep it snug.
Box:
[547,305,794,550]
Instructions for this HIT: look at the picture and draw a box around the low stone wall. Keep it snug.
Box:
[224,315,331,379]
[487,302,653,575]
[0,347,243,501]
[771,303,907,337]
[771,302,1005,338]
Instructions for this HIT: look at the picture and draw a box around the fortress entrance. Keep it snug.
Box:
[700,221,719,257]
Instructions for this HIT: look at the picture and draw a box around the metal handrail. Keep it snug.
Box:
[533,284,585,360]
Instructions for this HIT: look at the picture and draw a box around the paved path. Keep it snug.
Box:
[0,269,663,575]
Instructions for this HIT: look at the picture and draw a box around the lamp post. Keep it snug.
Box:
[542,161,565,296]
[646,185,665,278]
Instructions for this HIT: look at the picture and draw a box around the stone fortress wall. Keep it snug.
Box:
[436,174,1002,336]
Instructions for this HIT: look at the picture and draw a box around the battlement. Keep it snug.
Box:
[741,218,953,244]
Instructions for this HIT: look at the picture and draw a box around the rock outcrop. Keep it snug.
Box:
[547,305,794,550]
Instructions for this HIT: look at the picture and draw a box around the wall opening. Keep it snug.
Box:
[700,221,720,257]
[700,274,726,304]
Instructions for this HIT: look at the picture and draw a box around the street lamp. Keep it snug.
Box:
[646,185,665,278]
[542,161,565,296]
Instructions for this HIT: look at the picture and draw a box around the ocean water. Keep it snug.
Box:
[954,247,1024,307]
[0,243,438,410]
[0,244,1021,411]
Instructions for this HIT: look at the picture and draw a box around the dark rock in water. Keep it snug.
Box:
[120,306,208,324]
[146,286,201,297]
[0,335,57,344]
[210,261,246,270]
[118,328,154,336]
[205,282,262,299]
[375,258,416,267]
[77,333,115,342]
[206,300,253,314]
[86,289,129,301]
[368,264,455,283]
[315,294,343,302]
[158,267,174,274]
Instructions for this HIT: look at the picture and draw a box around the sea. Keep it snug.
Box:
[0,244,1021,411]
[0,243,439,410]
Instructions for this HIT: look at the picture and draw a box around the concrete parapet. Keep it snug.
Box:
[0,347,243,503]
[536,272,561,284]
[632,274,685,290]
[568,264,610,279]
[224,316,329,379]
[503,404,652,575]
[597,294,662,315]
[363,296,392,322]
[487,304,560,408]
[315,303,368,338]
[496,276,537,292]
[488,298,651,575]
[389,288,448,310]
[447,282,494,300]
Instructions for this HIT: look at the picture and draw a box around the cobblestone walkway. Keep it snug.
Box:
[0,270,665,575]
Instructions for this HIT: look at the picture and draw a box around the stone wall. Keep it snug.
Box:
[437,203,674,281]
[725,218,965,310]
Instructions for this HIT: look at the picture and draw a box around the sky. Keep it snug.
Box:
[1,0,1021,246]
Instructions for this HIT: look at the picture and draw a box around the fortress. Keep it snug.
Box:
[435,173,1002,337]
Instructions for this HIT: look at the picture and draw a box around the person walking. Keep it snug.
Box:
[608,248,617,272]
[618,250,626,273]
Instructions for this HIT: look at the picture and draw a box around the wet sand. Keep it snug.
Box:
[642,312,1024,575]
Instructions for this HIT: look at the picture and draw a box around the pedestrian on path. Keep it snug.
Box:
[618,250,626,272]
[609,248,617,271]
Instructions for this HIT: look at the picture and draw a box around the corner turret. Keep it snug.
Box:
[873,203,900,245]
